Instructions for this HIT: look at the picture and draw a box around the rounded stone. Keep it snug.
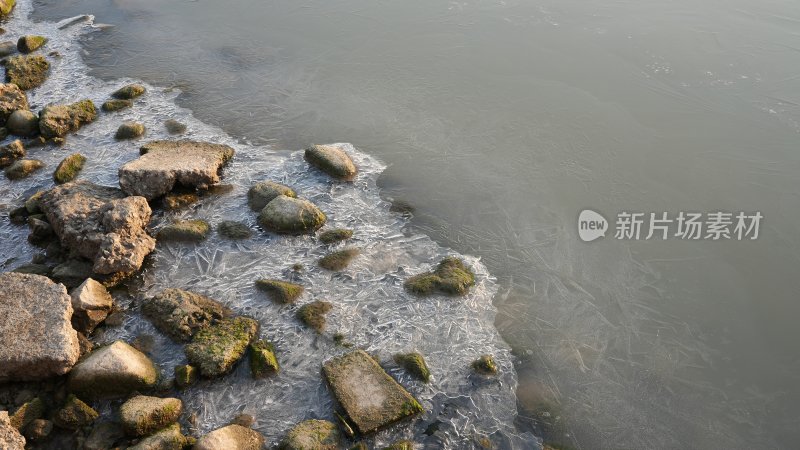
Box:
[5,109,37,136]
[257,195,326,234]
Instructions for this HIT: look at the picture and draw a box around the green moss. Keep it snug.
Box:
[112,83,146,100]
[17,35,47,53]
[174,365,198,389]
[0,0,15,16]
[319,228,353,244]
[399,398,424,416]
[394,352,431,383]
[53,394,99,430]
[5,55,49,90]
[404,257,476,296]
[318,248,359,271]
[249,339,280,378]
[333,333,353,348]
[101,99,132,112]
[120,396,182,437]
[157,219,210,242]
[162,191,199,210]
[296,301,332,332]
[472,354,498,375]
[255,279,304,304]
[383,440,415,450]
[282,419,340,450]
[218,220,252,239]
[24,190,43,213]
[4,158,43,180]
[185,317,259,378]
[53,153,86,184]
[10,397,44,430]
[164,119,186,135]
[114,121,145,140]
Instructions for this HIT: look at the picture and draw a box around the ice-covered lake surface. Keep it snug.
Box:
[0,3,539,448]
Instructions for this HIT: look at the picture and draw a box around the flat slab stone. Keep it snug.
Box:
[0,272,80,381]
[118,140,234,200]
[39,181,156,275]
[322,350,423,434]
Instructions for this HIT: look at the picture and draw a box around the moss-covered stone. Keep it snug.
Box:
[5,55,49,90]
[174,365,197,389]
[111,83,146,100]
[394,352,431,383]
[282,419,340,450]
[115,121,145,140]
[157,219,210,242]
[218,220,252,239]
[53,394,99,430]
[17,35,47,54]
[0,139,24,168]
[255,279,304,304]
[185,317,259,378]
[319,228,353,244]
[304,144,358,181]
[142,288,230,342]
[164,119,186,134]
[128,423,187,450]
[247,180,296,212]
[162,191,199,210]
[0,0,16,16]
[383,440,415,450]
[4,158,42,179]
[249,340,279,378]
[24,190,43,213]
[258,195,326,234]
[53,153,86,184]
[472,354,498,375]
[296,301,332,332]
[323,350,423,435]
[38,99,97,138]
[9,397,44,430]
[119,395,183,437]
[101,99,132,112]
[405,257,475,296]
[319,248,359,271]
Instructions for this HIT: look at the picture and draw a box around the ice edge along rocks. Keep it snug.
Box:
[0,8,507,450]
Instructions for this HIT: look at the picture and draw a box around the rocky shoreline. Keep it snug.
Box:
[0,2,526,450]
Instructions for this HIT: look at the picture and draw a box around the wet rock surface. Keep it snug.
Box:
[101,98,131,112]
[141,288,230,342]
[111,83,146,100]
[194,424,264,450]
[323,350,423,435]
[39,181,156,275]
[118,140,234,200]
[304,144,358,181]
[0,272,80,381]
[257,195,326,233]
[67,340,159,400]
[185,317,259,378]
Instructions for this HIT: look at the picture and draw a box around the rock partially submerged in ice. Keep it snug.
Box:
[53,153,86,184]
[323,350,423,435]
[157,219,210,242]
[128,423,187,450]
[52,394,99,430]
[39,181,156,275]
[249,340,279,378]
[118,140,234,200]
[114,121,145,140]
[318,248,360,271]
[111,83,146,100]
[194,424,264,450]
[17,35,47,54]
[404,256,476,296]
[119,395,182,437]
[257,195,326,234]
[38,99,97,138]
[0,0,15,17]
[281,419,340,450]
[0,272,79,381]
[0,83,28,125]
[297,300,332,332]
[70,278,113,334]
[0,139,24,168]
[247,180,295,212]
[319,228,353,244]
[5,55,49,91]
[185,317,259,378]
[304,144,358,181]
[0,412,25,450]
[67,340,158,400]
[254,279,304,304]
[4,157,42,180]
[141,288,230,342]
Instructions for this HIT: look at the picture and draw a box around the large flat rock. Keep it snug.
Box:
[39,181,156,275]
[118,140,234,200]
[0,272,80,381]
[322,350,423,435]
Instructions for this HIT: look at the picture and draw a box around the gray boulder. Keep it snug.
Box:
[39,181,156,275]
[194,424,264,450]
[0,83,27,125]
[141,288,230,342]
[0,272,80,381]
[118,140,234,200]
[247,180,295,212]
[6,109,38,137]
[304,144,358,181]
[70,278,114,334]
[67,341,158,400]
[0,412,25,450]
[257,195,326,234]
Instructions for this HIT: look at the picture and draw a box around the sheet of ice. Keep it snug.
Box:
[0,2,539,448]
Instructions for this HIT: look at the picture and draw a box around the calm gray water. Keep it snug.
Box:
[31,0,800,448]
